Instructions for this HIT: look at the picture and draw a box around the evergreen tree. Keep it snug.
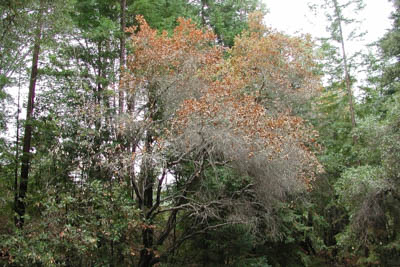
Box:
[311,0,367,135]
[380,0,400,95]
[188,0,264,46]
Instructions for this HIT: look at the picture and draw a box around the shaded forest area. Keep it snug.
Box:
[0,0,399,266]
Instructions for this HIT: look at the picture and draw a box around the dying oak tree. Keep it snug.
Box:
[120,13,322,266]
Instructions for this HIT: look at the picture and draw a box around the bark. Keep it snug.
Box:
[13,74,21,226]
[138,85,159,266]
[97,41,103,105]
[138,133,156,267]
[15,1,43,228]
[119,0,126,114]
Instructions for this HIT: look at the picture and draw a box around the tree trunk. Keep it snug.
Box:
[138,133,156,267]
[119,0,126,114]
[13,72,21,226]
[15,1,43,228]
[137,84,159,266]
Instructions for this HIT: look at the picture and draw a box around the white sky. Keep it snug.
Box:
[263,0,395,94]
[263,0,393,44]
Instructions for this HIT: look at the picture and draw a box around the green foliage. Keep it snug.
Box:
[188,0,264,46]
[2,0,400,266]
[330,93,400,265]
[380,0,400,95]
[255,199,328,267]
[179,224,258,266]
[306,3,400,266]
[351,115,383,165]
[130,0,188,32]
[381,93,400,178]
[0,0,31,90]
[335,166,385,213]
[0,181,141,266]
[315,88,356,174]
[206,0,263,47]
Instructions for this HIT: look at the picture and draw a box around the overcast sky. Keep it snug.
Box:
[263,0,394,44]
[262,0,395,93]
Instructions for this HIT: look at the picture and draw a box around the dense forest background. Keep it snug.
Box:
[0,0,399,266]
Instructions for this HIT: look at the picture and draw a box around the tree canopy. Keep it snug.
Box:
[0,0,399,266]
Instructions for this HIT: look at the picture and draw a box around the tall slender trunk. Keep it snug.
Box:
[138,85,158,267]
[119,0,126,114]
[201,0,207,26]
[13,72,21,226]
[138,133,155,267]
[333,0,357,135]
[97,41,103,106]
[15,2,43,228]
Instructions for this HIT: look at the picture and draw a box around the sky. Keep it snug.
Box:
[263,0,394,44]
[262,0,395,93]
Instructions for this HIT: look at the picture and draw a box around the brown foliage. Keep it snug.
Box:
[171,12,322,190]
[120,14,323,263]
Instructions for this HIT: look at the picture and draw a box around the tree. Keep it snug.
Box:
[331,0,358,130]
[119,0,126,114]
[0,0,33,91]
[0,0,38,139]
[304,1,400,264]
[188,0,264,46]
[0,4,329,266]
[11,0,78,228]
[310,0,367,138]
[14,0,44,228]
[130,0,189,31]
[380,0,400,95]
[121,13,321,266]
[330,2,400,264]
